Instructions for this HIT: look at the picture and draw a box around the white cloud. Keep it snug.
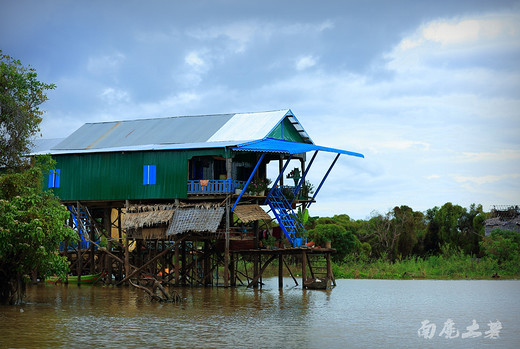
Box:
[187,20,334,53]
[454,173,520,185]
[185,51,206,69]
[386,12,520,71]
[421,16,519,46]
[295,55,317,70]
[461,149,520,162]
[100,87,129,104]
[87,52,126,75]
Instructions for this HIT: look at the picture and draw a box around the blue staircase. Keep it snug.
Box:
[66,204,97,250]
[266,187,305,247]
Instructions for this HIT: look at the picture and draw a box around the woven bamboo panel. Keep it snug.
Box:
[167,207,225,235]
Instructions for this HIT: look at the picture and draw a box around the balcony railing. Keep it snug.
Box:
[187,179,246,194]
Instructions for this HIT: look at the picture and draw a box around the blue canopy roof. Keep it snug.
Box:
[232,138,364,158]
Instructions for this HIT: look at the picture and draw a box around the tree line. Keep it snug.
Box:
[305,203,519,267]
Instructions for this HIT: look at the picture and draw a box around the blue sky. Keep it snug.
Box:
[1,0,519,219]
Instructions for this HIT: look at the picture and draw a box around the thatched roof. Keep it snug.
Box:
[234,204,272,223]
[122,204,175,230]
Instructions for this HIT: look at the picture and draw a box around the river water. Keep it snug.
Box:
[1,279,519,348]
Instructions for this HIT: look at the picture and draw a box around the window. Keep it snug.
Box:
[48,169,61,188]
[143,165,156,185]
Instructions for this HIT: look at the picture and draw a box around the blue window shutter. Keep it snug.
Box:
[149,165,156,185]
[48,170,54,188]
[143,165,156,185]
[54,169,61,188]
[143,165,149,185]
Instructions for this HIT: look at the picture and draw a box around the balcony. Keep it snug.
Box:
[187,179,246,194]
[187,180,311,201]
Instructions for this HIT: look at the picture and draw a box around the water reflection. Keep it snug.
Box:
[1,279,519,348]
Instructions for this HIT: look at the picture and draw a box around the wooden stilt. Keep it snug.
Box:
[124,235,130,286]
[104,208,112,284]
[302,250,307,288]
[181,241,186,285]
[224,196,230,287]
[174,242,180,285]
[117,208,123,282]
[278,252,283,288]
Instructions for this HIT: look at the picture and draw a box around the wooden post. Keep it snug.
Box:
[252,221,259,288]
[230,252,236,287]
[326,252,335,286]
[224,196,230,287]
[117,208,123,282]
[104,208,112,284]
[224,157,232,287]
[181,241,186,285]
[302,250,307,288]
[174,241,180,285]
[278,252,283,288]
[203,240,211,285]
[124,235,130,286]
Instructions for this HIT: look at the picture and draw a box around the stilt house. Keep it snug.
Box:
[37,109,363,288]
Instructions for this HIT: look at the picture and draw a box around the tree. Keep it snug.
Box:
[1,50,55,168]
[0,156,77,305]
[480,229,520,264]
[361,212,400,261]
[393,205,424,259]
[308,223,357,262]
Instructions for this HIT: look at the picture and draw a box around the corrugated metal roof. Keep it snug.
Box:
[53,114,234,150]
[232,138,365,158]
[29,138,66,153]
[48,109,311,154]
[208,110,293,142]
[39,109,346,157]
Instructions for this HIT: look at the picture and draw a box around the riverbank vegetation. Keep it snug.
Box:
[0,51,76,305]
[294,204,520,280]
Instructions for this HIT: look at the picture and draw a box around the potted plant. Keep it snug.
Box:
[286,167,301,186]
[250,177,271,196]
[235,183,244,195]
[300,180,315,200]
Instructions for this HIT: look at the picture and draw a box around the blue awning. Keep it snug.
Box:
[231,138,364,158]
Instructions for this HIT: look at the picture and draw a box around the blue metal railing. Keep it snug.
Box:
[187,179,246,194]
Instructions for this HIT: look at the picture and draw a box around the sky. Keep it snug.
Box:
[1,0,519,219]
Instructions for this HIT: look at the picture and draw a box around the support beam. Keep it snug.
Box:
[278,253,283,288]
[247,255,277,288]
[302,250,307,288]
[292,151,318,204]
[174,243,180,285]
[224,195,230,287]
[307,153,341,208]
[124,235,130,286]
[265,155,293,203]
[116,235,187,286]
[232,153,266,212]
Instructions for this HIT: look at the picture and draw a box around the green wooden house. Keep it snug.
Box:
[36,109,363,246]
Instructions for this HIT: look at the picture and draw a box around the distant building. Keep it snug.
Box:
[484,205,520,236]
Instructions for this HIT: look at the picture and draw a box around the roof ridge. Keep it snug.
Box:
[80,109,290,125]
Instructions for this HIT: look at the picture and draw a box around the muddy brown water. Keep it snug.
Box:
[1,278,519,348]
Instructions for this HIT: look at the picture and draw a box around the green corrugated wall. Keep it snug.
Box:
[50,148,227,201]
[268,117,305,143]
